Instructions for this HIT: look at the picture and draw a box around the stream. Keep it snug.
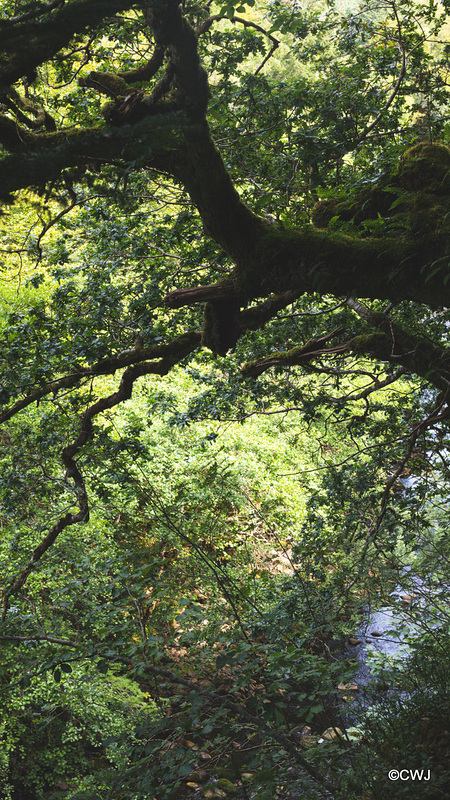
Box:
[349,469,442,706]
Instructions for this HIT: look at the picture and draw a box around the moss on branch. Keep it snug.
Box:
[234,144,450,310]
[0,0,137,86]
[311,142,450,249]
[0,113,189,200]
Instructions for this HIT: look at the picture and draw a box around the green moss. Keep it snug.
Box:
[398,142,450,193]
[309,142,450,264]
[80,71,130,98]
[350,332,388,358]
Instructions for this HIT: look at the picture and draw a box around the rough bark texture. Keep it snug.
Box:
[0,0,449,371]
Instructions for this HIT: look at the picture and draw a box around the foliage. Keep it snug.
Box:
[0,0,449,798]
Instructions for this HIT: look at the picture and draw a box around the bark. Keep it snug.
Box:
[0,0,449,361]
[0,0,137,86]
[242,306,450,396]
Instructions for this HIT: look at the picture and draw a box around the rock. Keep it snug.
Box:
[216,778,239,795]
[299,725,312,736]
[348,638,361,645]
[346,727,362,740]
[371,630,383,637]
[321,727,344,741]
[189,770,209,783]
[201,789,226,799]
[400,593,417,603]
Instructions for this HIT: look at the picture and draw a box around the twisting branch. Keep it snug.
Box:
[1,353,189,614]
[2,88,56,131]
[0,330,201,425]
[356,2,408,144]
[0,0,65,27]
[0,0,137,87]
[35,173,78,258]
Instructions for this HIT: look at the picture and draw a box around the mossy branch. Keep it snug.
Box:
[0,0,138,86]
[0,112,189,200]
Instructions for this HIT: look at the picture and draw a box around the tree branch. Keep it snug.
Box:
[0,0,138,87]
[0,330,201,425]
[241,300,450,395]
[0,112,188,200]
[2,353,190,612]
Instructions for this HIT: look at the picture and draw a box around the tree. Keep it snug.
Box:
[0,0,449,589]
[0,2,449,796]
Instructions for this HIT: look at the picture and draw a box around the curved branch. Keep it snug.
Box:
[196,14,279,76]
[118,43,165,84]
[2,353,190,611]
[0,0,138,87]
[0,330,201,425]
[356,40,407,144]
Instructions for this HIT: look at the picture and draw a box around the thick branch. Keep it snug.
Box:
[0,0,137,86]
[169,126,450,311]
[165,279,235,308]
[0,112,188,200]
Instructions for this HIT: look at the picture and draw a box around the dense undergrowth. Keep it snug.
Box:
[1,367,449,800]
[0,0,449,797]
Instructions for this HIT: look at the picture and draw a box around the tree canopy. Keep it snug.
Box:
[0,1,450,798]
[1,0,449,575]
